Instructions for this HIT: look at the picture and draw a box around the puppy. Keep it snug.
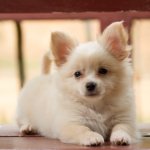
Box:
[16,22,138,146]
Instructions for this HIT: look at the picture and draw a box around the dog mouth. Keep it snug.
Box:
[85,92,99,97]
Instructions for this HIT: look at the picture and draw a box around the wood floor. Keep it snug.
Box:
[0,125,150,149]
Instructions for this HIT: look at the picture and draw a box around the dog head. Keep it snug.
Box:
[51,22,131,103]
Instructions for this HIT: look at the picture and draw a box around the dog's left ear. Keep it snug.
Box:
[51,32,76,66]
[100,21,129,61]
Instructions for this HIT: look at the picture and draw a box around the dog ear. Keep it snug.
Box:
[100,21,129,61]
[51,32,76,66]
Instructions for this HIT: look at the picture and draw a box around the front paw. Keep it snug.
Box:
[20,124,37,135]
[110,130,131,145]
[80,131,104,146]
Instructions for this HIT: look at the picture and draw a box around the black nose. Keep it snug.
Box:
[86,82,97,92]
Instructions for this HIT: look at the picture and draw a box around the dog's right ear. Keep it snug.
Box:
[51,32,76,66]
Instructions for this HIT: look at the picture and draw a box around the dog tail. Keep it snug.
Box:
[42,51,51,74]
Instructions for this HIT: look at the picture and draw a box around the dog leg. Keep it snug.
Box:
[59,124,104,146]
[110,124,133,145]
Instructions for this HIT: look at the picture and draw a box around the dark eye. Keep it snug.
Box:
[98,67,108,75]
[74,71,82,78]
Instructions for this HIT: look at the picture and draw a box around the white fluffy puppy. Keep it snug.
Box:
[16,22,138,146]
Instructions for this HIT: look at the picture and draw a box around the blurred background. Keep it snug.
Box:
[0,18,150,124]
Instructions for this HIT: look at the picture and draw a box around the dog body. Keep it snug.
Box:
[16,22,137,146]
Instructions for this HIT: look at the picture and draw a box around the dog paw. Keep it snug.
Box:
[80,131,104,146]
[20,124,37,135]
[110,130,131,145]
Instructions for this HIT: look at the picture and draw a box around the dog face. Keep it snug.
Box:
[51,22,130,102]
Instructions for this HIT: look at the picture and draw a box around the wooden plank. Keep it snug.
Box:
[0,125,150,149]
[0,0,150,13]
[0,125,19,137]
[0,136,150,149]
[0,12,150,20]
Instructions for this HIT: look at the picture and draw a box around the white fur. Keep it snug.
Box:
[16,23,138,146]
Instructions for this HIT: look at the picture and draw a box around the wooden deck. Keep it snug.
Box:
[0,125,150,149]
